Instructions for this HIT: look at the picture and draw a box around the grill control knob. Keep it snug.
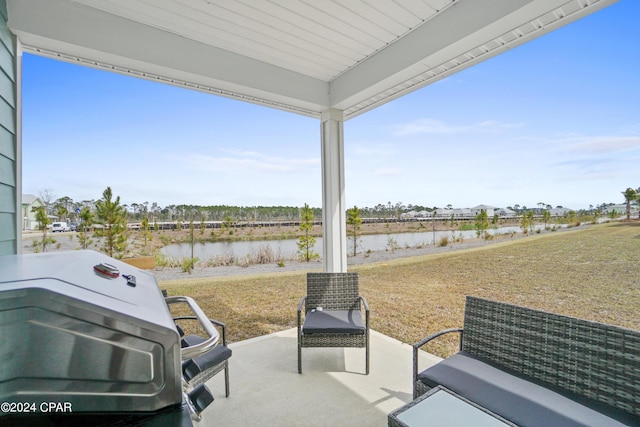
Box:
[187,383,214,417]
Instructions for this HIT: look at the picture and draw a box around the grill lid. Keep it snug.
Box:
[0,250,183,413]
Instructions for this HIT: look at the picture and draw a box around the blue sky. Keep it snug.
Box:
[22,0,639,211]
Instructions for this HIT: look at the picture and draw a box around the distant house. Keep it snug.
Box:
[495,208,517,218]
[470,205,498,217]
[604,204,638,217]
[456,208,472,218]
[434,208,453,219]
[400,210,417,219]
[22,194,44,230]
[549,207,573,217]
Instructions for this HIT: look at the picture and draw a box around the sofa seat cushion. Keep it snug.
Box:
[302,309,365,334]
[417,352,638,427]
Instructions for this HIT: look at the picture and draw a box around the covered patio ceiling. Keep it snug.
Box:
[7,0,616,120]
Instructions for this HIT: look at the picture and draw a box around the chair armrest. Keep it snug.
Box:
[357,295,369,313]
[297,296,307,328]
[297,296,307,313]
[412,328,463,395]
[413,327,463,351]
[174,315,227,346]
[358,296,370,331]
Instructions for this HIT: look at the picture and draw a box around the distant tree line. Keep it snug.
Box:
[31,185,639,259]
[37,189,638,226]
[39,192,322,223]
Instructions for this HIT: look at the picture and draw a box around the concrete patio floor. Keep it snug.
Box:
[198,328,441,426]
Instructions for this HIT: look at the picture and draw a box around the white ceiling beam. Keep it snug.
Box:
[7,0,330,116]
[330,0,617,115]
[329,0,532,110]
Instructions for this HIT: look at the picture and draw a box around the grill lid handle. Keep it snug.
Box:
[165,295,220,359]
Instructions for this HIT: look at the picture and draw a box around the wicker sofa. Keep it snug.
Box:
[412,296,640,427]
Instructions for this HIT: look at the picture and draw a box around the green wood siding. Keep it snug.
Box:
[0,64,14,107]
[0,181,12,205]
[0,123,13,159]
[0,152,14,184]
[0,239,13,254]
[0,0,17,255]
[0,97,14,133]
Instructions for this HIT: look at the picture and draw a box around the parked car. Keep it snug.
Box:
[69,222,78,231]
[51,222,71,232]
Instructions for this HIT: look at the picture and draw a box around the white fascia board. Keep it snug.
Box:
[7,0,330,115]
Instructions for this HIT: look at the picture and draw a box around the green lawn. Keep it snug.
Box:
[161,221,640,357]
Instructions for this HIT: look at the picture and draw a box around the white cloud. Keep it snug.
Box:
[392,119,467,136]
[372,167,402,177]
[562,136,640,155]
[391,118,523,137]
[219,148,263,157]
[351,143,395,158]
[177,152,320,174]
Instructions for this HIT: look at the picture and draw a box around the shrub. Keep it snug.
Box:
[200,255,234,267]
[387,236,399,252]
[154,251,169,267]
[254,244,275,264]
[438,236,449,247]
[181,257,198,274]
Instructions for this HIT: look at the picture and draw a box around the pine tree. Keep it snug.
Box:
[297,203,318,262]
[94,187,127,258]
[542,210,551,230]
[347,206,362,256]
[474,209,489,238]
[77,207,94,250]
[32,205,55,252]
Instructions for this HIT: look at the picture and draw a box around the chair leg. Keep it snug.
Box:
[366,337,370,375]
[224,362,230,397]
[298,342,302,374]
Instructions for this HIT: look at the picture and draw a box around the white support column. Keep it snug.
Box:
[320,109,347,272]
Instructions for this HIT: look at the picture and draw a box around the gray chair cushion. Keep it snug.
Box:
[417,352,638,427]
[181,334,203,348]
[302,309,365,334]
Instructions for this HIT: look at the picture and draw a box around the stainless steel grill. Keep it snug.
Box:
[0,250,219,426]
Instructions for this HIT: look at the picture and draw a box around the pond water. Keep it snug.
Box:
[160,225,549,260]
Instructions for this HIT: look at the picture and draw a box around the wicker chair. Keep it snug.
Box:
[297,272,370,374]
[175,316,232,397]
